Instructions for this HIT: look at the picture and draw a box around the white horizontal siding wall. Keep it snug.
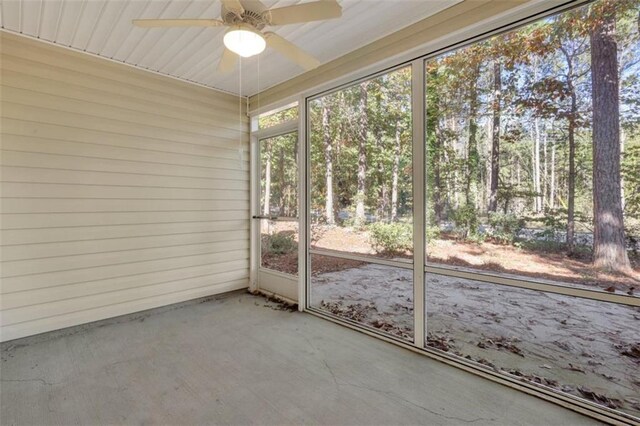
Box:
[0,31,250,342]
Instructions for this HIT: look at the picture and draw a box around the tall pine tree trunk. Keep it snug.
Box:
[551,141,556,209]
[466,65,480,205]
[426,65,444,223]
[261,142,272,234]
[321,101,335,224]
[543,127,548,209]
[263,143,271,217]
[488,61,501,213]
[590,10,631,272]
[391,124,401,221]
[560,45,578,254]
[567,117,576,254]
[534,118,542,213]
[278,147,285,216]
[355,82,369,226]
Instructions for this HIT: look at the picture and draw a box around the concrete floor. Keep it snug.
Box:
[1,292,599,425]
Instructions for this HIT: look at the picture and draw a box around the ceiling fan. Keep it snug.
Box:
[133,0,342,73]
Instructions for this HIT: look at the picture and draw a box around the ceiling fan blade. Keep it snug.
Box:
[221,0,245,16]
[132,19,225,28]
[218,47,238,73]
[264,32,320,70]
[267,0,342,25]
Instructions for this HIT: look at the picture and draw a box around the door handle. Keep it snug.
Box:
[252,215,298,221]
[253,215,279,220]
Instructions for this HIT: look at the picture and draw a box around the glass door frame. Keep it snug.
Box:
[250,110,304,306]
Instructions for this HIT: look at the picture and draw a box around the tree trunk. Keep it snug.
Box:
[488,61,501,213]
[263,143,271,217]
[391,124,401,221]
[426,66,444,223]
[590,11,631,272]
[534,118,542,213]
[355,82,369,226]
[261,142,272,234]
[466,65,480,205]
[567,115,576,254]
[551,141,556,209]
[433,125,444,223]
[321,101,335,224]
[561,45,578,254]
[543,126,548,209]
[278,147,286,216]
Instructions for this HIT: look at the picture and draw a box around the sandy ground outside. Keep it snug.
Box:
[309,262,640,419]
[263,222,640,293]
[260,222,640,417]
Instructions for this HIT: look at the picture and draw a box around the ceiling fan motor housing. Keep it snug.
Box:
[222,5,268,30]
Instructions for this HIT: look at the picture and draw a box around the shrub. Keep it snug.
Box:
[487,212,524,244]
[369,222,412,255]
[537,209,567,242]
[425,225,441,242]
[450,204,478,240]
[262,232,297,255]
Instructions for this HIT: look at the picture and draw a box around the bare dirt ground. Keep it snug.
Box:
[278,224,640,293]
[309,263,640,419]
[261,223,640,418]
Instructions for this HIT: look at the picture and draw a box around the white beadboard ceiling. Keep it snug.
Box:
[1,0,460,96]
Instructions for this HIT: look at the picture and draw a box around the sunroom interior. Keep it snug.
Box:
[1,0,639,424]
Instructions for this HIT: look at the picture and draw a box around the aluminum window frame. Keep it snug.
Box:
[297,0,639,424]
[250,106,300,295]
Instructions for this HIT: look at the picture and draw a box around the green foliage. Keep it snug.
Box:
[258,106,298,129]
[368,222,412,255]
[425,225,441,242]
[260,133,298,217]
[487,212,524,244]
[305,0,640,269]
[622,144,640,218]
[451,204,479,240]
[262,232,297,255]
[536,209,567,242]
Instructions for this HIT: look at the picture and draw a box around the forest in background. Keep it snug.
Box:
[261,0,640,286]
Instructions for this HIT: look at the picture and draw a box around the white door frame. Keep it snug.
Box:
[250,115,302,304]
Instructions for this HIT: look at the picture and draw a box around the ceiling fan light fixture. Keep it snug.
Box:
[223,25,266,58]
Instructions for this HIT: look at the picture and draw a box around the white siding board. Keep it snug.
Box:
[2,233,248,277]
[1,76,247,131]
[1,55,245,119]
[0,135,249,172]
[0,279,248,342]
[0,32,250,341]
[1,269,249,327]
[1,259,249,310]
[2,84,246,137]
[1,166,249,190]
[2,245,248,293]
[3,102,247,147]
[1,151,248,181]
[0,36,240,108]
[0,182,248,201]
[1,210,246,229]
[1,220,248,247]
[2,198,249,214]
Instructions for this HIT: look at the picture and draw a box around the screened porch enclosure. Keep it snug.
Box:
[2,0,639,424]
[297,1,640,422]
